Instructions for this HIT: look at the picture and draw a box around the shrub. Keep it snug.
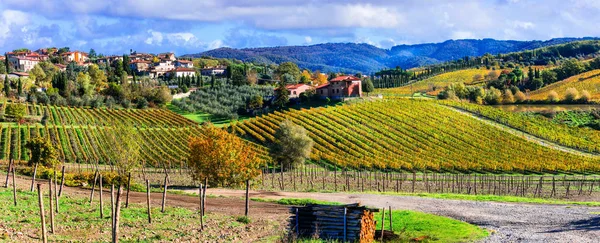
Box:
[502,89,514,104]
[547,91,560,103]
[564,88,579,102]
[514,91,527,103]
[484,87,502,105]
[580,90,591,103]
[236,216,251,224]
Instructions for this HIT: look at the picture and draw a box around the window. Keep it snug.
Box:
[293,91,297,95]
[320,90,323,94]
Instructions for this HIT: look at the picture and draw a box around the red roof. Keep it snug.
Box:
[330,75,361,82]
[316,83,330,89]
[11,72,29,76]
[171,67,195,72]
[177,60,192,63]
[130,60,150,64]
[286,84,308,89]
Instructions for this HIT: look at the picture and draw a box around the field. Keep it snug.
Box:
[0,102,269,167]
[379,68,491,96]
[527,69,600,101]
[444,100,600,153]
[234,99,600,173]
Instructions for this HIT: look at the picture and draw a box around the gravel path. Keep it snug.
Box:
[196,188,600,243]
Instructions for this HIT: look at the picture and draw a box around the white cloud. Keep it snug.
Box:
[304,36,312,44]
[451,31,476,40]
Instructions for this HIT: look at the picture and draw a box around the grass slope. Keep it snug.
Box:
[379,68,491,95]
[528,69,600,101]
[237,99,600,172]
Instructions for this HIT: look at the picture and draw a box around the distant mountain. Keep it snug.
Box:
[184,37,600,74]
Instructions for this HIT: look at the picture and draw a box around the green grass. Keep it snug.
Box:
[375,210,489,242]
[373,191,600,206]
[166,102,246,127]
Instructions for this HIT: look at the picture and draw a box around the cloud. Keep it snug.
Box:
[304,36,312,44]
[223,29,288,48]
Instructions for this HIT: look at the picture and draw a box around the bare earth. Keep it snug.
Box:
[190,188,600,243]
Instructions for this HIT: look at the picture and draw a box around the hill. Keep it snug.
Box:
[186,38,599,74]
[233,99,600,173]
[0,103,268,166]
[527,69,600,101]
[380,68,491,95]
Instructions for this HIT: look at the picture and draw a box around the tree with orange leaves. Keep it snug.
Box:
[313,70,328,86]
[187,124,261,186]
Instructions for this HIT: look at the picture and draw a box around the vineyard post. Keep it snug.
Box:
[334,165,337,192]
[37,184,48,243]
[474,174,477,195]
[198,183,202,230]
[31,162,38,192]
[245,179,250,217]
[112,185,123,243]
[125,172,131,208]
[4,157,13,188]
[202,178,207,217]
[389,206,393,232]
[280,162,284,191]
[146,180,152,224]
[54,171,59,213]
[89,170,98,205]
[551,176,556,197]
[161,173,168,213]
[589,179,595,196]
[58,166,65,197]
[380,207,385,241]
[99,174,104,218]
[48,178,55,234]
[12,166,17,206]
[111,184,115,232]
[411,172,415,193]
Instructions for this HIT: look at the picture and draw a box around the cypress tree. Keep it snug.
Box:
[4,75,10,97]
[4,53,9,74]
[17,77,22,96]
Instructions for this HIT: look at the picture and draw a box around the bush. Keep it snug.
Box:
[580,90,591,103]
[547,91,560,103]
[502,89,514,104]
[484,87,502,105]
[236,216,251,224]
[514,91,527,103]
[564,88,579,102]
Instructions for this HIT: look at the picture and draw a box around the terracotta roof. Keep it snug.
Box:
[130,60,150,64]
[330,75,361,82]
[177,60,192,63]
[316,83,330,89]
[10,72,29,76]
[286,84,308,89]
[171,67,195,72]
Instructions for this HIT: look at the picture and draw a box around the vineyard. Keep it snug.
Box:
[443,100,600,153]
[379,68,490,96]
[0,102,269,168]
[233,99,600,173]
[527,69,600,101]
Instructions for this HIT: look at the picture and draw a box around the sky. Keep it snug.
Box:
[1,0,599,55]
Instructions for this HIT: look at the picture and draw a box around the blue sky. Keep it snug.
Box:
[1,0,599,55]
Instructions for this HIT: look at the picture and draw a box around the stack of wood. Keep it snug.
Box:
[289,203,378,242]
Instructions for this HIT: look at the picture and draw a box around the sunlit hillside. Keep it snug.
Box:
[379,68,491,96]
[527,69,600,101]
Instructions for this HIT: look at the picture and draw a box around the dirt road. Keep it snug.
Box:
[191,188,600,243]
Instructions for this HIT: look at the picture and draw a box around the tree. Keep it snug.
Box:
[122,55,131,75]
[4,53,10,73]
[275,62,300,81]
[247,94,263,111]
[541,70,557,84]
[313,70,328,86]
[5,103,27,123]
[76,72,94,96]
[29,64,46,85]
[564,88,579,102]
[17,77,22,96]
[273,81,289,109]
[187,124,261,186]
[270,120,314,170]
[502,89,514,104]
[362,78,374,95]
[301,70,312,84]
[26,137,59,167]
[89,49,97,60]
[89,64,108,91]
[484,87,502,105]
[246,69,258,85]
[547,91,560,103]
[4,75,10,97]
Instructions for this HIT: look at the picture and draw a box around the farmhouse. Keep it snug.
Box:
[61,51,89,63]
[167,67,196,78]
[8,57,39,72]
[201,66,227,76]
[175,60,194,68]
[130,60,151,73]
[276,83,313,99]
[317,75,362,99]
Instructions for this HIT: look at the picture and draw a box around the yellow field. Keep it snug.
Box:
[379,69,492,95]
[527,69,600,101]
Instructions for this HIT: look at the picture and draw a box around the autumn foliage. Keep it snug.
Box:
[188,124,262,186]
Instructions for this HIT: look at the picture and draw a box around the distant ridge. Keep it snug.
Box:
[184,37,600,74]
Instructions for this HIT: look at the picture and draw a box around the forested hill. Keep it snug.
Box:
[185,37,599,74]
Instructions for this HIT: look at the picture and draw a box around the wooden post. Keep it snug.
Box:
[380,207,385,241]
[111,184,115,233]
[90,170,98,205]
[48,178,55,234]
[198,183,202,230]
[112,185,123,243]
[388,206,393,232]
[412,172,416,193]
[31,162,38,192]
[99,174,104,218]
[37,184,48,243]
[245,180,250,217]
[146,180,152,224]
[12,166,17,206]
[4,158,12,188]
[54,171,59,213]
[161,174,168,213]
[58,166,65,197]
[202,178,208,217]
[125,172,131,208]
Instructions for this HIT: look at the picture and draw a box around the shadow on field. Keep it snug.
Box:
[545,216,600,233]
